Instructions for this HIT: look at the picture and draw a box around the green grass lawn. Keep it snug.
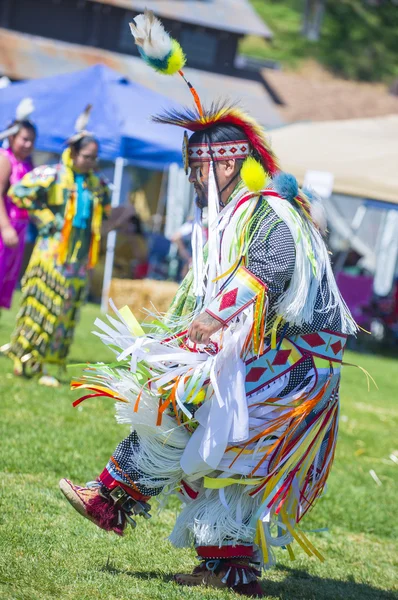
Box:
[0,294,397,599]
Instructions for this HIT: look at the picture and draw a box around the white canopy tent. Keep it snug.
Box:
[270,115,398,295]
[269,115,398,205]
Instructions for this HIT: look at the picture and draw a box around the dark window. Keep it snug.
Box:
[1,0,240,76]
[179,28,218,68]
[118,12,139,55]
[8,0,91,45]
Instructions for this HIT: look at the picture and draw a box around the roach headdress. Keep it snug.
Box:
[129,11,278,188]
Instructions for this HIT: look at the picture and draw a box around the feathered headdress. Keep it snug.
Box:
[128,10,281,299]
[67,104,93,145]
[129,11,186,76]
[129,10,203,116]
[0,97,35,141]
[126,11,343,328]
[154,101,279,177]
[128,11,277,189]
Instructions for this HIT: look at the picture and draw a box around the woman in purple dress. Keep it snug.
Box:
[0,119,36,310]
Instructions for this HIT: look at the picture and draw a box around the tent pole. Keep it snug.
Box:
[101,156,125,312]
[373,209,398,297]
[333,201,367,274]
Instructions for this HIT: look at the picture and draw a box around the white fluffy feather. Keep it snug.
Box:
[266,195,357,334]
[0,125,18,141]
[129,10,172,59]
[169,485,259,548]
[74,104,92,133]
[0,76,11,89]
[16,97,34,121]
[310,200,327,235]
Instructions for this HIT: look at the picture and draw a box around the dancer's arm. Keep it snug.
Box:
[8,165,56,210]
[189,266,268,345]
[188,311,221,345]
[0,153,18,247]
[188,208,295,346]
[100,176,111,218]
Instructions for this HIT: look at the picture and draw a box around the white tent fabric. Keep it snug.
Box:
[269,115,398,205]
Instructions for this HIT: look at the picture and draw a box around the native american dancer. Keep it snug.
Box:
[0,99,36,312]
[60,13,357,597]
[1,107,110,386]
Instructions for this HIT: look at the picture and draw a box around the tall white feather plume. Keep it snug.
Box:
[16,97,34,121]
[129,10,172,59]
[192,204,205,298]
[0,76,11,89]
[0,125,18,142]
[303,187,328,235]
[0,97,35,141]
[203,161,221,307]
[74,103,92,133]
[310,200,327,235]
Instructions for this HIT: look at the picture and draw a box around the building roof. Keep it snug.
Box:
[88,0,272,38]
[0,28,283,129]
[264,67,398,123]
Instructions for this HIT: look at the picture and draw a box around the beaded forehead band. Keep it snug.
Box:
[188,141,250,163]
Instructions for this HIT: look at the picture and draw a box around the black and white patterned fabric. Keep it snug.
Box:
[108,431,164,497]
[247,203,342,334]
[247,203,342,396]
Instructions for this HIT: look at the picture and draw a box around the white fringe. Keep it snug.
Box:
[192,204,205,297]
[169,485,260,548]
[266,195,357,334]
[115,385,190,449]
[131,432,184,490]
[16,97,34,121]
[203,161,221,307]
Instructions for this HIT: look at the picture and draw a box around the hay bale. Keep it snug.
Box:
[108,278,179,319]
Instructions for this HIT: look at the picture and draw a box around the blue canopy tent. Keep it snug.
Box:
[0,64,183,168]
[0,64,184,308]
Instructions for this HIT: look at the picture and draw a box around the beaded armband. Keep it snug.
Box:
[205,266,267,327]
[205,266,268,354]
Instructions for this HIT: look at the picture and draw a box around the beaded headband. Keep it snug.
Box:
[188,140,250,163]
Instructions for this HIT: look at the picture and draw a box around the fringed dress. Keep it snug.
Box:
[72,179,356,570]
[5,152,110,374]
[0,147,33,309]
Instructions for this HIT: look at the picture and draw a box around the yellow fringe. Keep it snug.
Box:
[342,362,378,391]
[271,315,283,349]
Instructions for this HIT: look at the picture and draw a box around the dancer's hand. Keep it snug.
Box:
[188,311,222,345]
[1,224,18,248]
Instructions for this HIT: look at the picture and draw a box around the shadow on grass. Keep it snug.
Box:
[101,560,174,583]
[262,566,397,600]
[101,561,397,599]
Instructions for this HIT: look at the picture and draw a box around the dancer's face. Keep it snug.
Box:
[11,127,36,160]
[188,159,236,208]
[189,161,209,207]
[72,141,98,174]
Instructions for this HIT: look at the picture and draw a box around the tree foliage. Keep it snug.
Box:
[322,0,398,81]
[244,0,398,82]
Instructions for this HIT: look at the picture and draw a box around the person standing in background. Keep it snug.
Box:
[0,99,36,313]
[1,107,110,386]
[172,211,208,281]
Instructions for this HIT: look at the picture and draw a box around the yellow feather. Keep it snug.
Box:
[165,40,186,74]
[241,157,269,192]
